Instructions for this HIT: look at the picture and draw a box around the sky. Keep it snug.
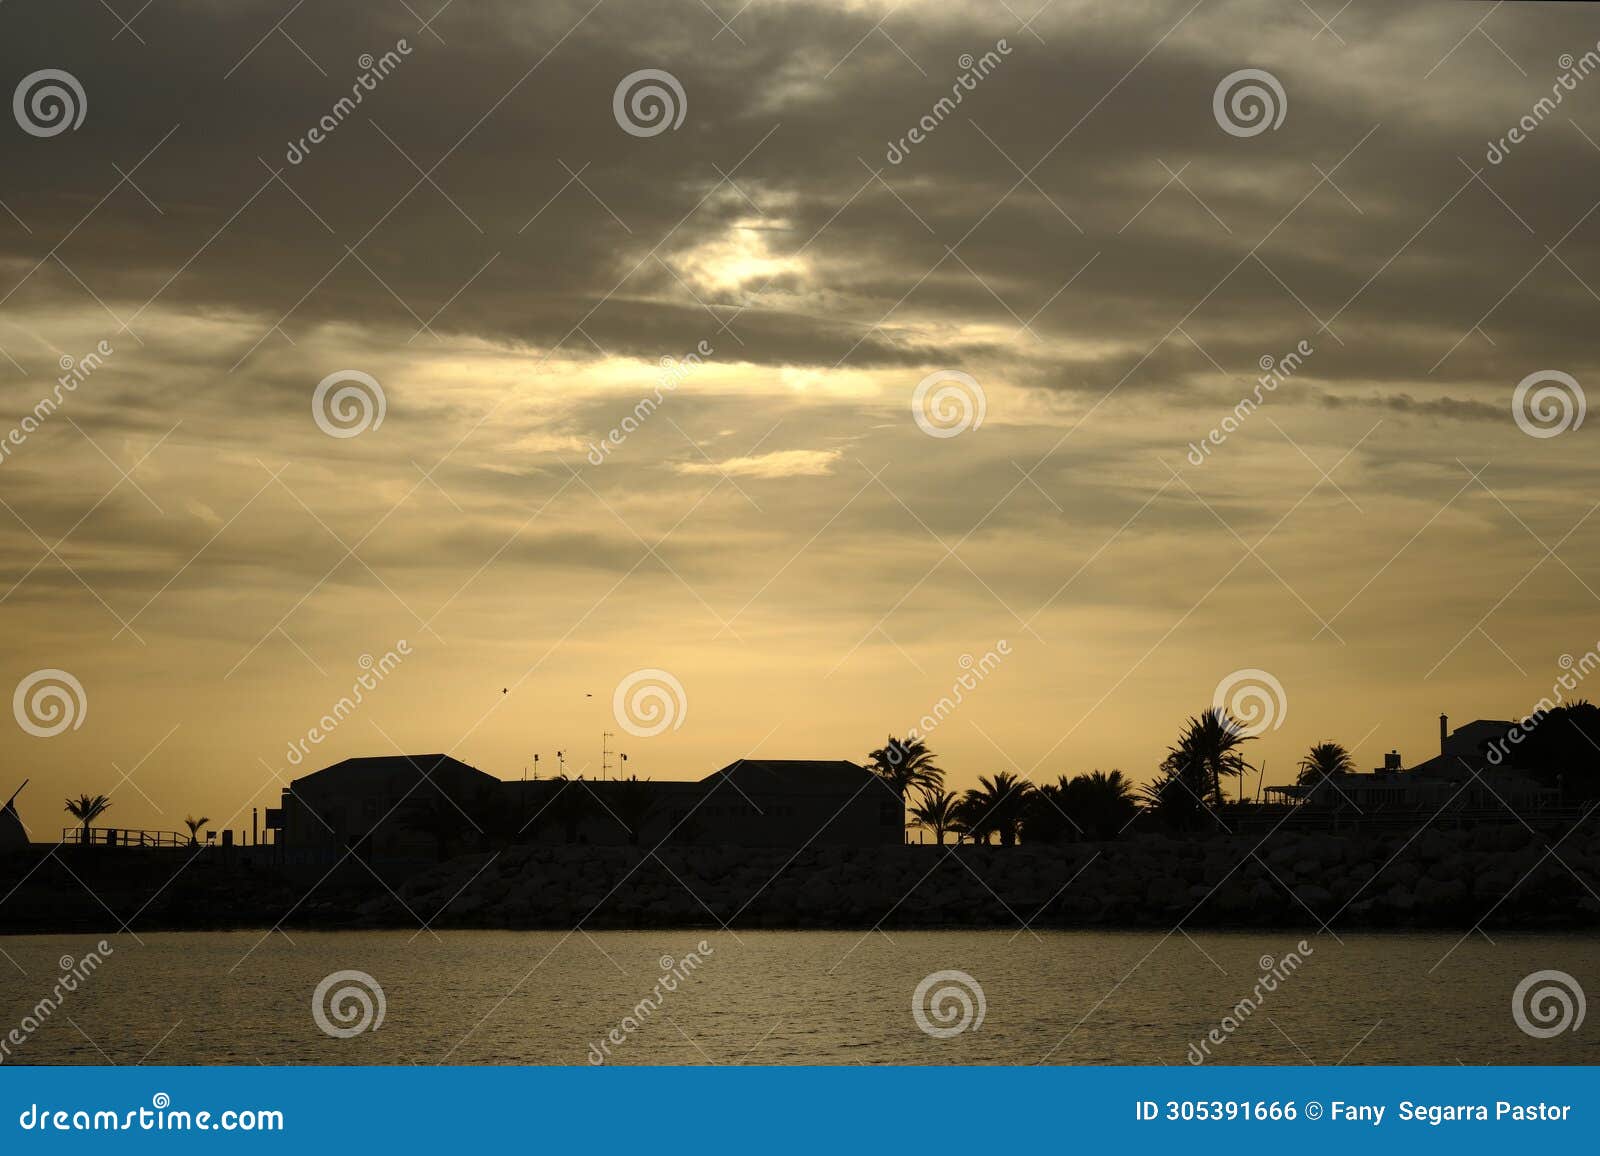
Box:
[2,0,1599,839]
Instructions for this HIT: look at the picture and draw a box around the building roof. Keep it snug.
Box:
[1411,719,1518,778]
[290,753,499,790]
[700,759,878,795]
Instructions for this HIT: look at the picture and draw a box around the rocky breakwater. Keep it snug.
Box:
[364,822,1600,931]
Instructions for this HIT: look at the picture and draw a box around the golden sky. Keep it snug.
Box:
[3,0,1598,838]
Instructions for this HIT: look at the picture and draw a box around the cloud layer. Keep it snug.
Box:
[2,0,1599,834]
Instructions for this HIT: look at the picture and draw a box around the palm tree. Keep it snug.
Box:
[1164,708,1256,805]
[865,735,944,803]
[909,787,961,845]
[1520,700,1600,802]
[1066,770,1140,841]
[1024,770,1140,843]
[183,815,210,846]
[64,794,111,845]
[1297,742,1354,786]
[1139,772,1196,832]
[1022,776,1074,844]
[958,771,1034,846]
[1141,708,1256,833]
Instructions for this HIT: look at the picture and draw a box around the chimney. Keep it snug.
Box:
[1439,713,1448,755]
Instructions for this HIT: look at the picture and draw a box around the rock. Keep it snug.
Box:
[1382,883,1415,912]
[1293,883,1333,910]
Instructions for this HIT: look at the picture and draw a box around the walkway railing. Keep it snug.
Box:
[61,827,195,848]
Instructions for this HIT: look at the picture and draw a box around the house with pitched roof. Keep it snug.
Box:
[1266,713,1558,816]
[274,754,903,867]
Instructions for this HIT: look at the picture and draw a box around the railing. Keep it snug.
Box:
[61,827,196,848]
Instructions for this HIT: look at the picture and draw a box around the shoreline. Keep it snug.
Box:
[9,915,1600,935]
[3,821,1597,936]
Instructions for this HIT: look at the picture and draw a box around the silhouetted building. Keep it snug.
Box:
[277,754,501,865]
[1267,714,1557,815]
[277,754,902,866]
[690,759,900,846]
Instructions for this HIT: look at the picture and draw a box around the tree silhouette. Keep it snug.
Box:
[958,771,1033,846]
[1072,769,1139,839]
[1515,700,1600,801]
[866,735,944,802]
[64,794,111,845]
[183,814,211,846]
[1142,709,1255,832]
[1022,775,1076,844]
[1297,741,1354,786]
[909,787,961,844]
[1025,770,1139,843]
[1167,709,1255,802]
